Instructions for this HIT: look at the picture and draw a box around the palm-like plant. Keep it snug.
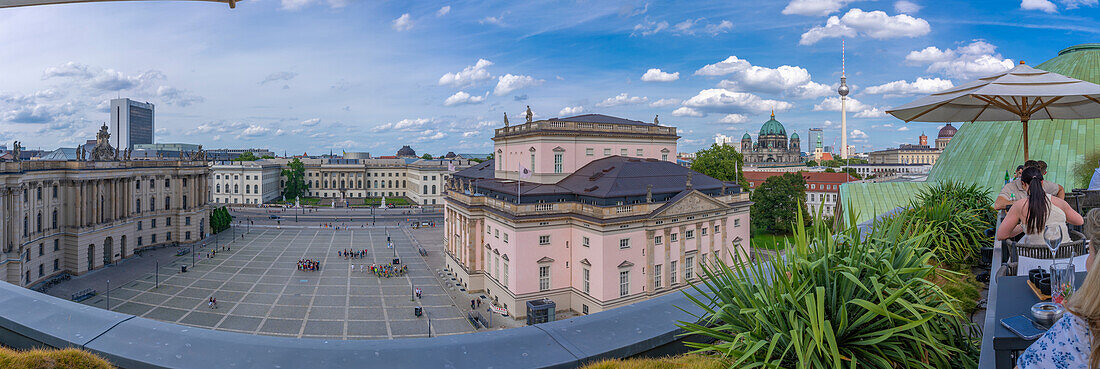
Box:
[679,210,979,369]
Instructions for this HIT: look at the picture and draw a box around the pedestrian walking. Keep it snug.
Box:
[471,299,476,309]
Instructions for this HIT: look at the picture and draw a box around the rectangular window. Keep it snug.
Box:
[654,235,663,245]
[619,238,630,249]
[186,231,191,240]
[654,264,663,289]
[502,260,509,286]
[670,233,678,242]
[53,239,59,251]
[495,229,499,238]
[185,217,191,226]
[138,237,143,246]
[166,232,172,240]
[553,153,563,174]
[503,233,509,243]
[539,235,550,245]
[700,253,707,270]
[603,148,611,156]
[685,256,695,280]
[539,266,550,291]
[530,153,535,171]
[151,234,157,243]
[670,261,678,284]
[636,149,643,156]
[685,230,694,239]
[586,148,593,156]
[662,153,668,161]
[619,270,630,297]
[734,219,741,227]
[137,221,143,231]
[151,219,157,228]
[714,225,720,233]
[166,217,172,226]
[582,236,590,247]
[54,259,59,271]
[582,304,589,315]
[620,148,627,156]
[582,267,590,294]
[701,227,707,236]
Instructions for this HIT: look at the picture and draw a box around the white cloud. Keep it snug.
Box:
[671,18,733,36]
[650,98,681,108]
[392,13,413,31]
[437,6,451,16]
[241,124,271,137]
[1021,0,1058,12]
[904,41,1014,79]
[718,114,750,124]
[596,93,649,107]
[439,59,494,88]
[865,77,954,96]
[1058,0,1097,9]
[782,0,857,16]
[494,74,543,96]
[641,68,680,82]
[43,62,164,93]
[280,0,345,10]
[699,56,831,99]
[259,71,297,85]
[898,126,910,131]
[682,89,793,115]
[850,129,869,139]
[300,118,321,127]
[813,96,871,112]
[854,107,887,118]
[559,106,584,116]
[443,91,486,106]
[462,131,479,138]
[694,56,752,76]
[799,9,930,45]
[376,118,433,132]
[672,107,705,117]
[480,15,507,26]
[155,86,204,107]
[894,0,922,13]
[631,18,669,36]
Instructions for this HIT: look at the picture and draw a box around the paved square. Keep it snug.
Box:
[81,227,474,339]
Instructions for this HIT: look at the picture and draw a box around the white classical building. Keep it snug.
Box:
[210,160,283,205]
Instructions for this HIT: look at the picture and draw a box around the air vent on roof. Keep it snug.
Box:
[645,158,658,162]
[627,158,641,162]
[589,172,604,181]
[602,166,615,173]
[584,185,598,192]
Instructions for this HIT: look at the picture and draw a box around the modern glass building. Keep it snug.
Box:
[110,98,155,150]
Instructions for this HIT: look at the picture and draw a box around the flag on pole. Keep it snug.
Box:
[518,164,532,179]
[448,162,456,172]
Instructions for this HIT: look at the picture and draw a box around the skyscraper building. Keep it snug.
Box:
[808,128,824,151]
[110,98,155,150]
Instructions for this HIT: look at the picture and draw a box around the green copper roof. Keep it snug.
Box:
[759,113,787,136]
[841,43,1100,225]
[742,132,751,140]
[791,132,799,139]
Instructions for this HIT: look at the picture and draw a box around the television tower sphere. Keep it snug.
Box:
[838,78,850,96]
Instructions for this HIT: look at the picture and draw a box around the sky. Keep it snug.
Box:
[0,0,1098,156]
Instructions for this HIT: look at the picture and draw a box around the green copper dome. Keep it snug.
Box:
[791,132,799,139]
[742,132,751,140]
[758,112,786,136]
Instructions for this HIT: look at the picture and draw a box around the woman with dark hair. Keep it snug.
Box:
[997,167,1083,243]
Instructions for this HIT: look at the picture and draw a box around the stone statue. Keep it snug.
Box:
[90,123,118,161]
[78,146,84,161]
[654,115,659,125]
[12,141,20,162]
[503,112,509,127]
[525,105,533,123]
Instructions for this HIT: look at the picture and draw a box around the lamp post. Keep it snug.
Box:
[106,279,110,310]
[155,260,159,289]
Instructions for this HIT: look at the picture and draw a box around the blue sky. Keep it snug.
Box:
[0,0,1098,156]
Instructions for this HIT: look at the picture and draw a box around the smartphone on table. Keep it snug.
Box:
[1001,315,1048,340]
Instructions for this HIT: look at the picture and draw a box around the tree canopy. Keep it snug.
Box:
[233,151,259,161]
[690,144,749,189]
[421,153,433,160]
[210,206,232,234]
[281,158,309,200]
[750,172,809,235]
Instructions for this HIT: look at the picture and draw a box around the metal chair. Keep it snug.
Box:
[998,230,1086,276]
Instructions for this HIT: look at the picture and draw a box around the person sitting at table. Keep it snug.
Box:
[996,167,1083,245]
[996,161,1065,210]
[1016,238,1100,368]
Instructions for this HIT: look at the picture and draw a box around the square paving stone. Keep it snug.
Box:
[250,284,285,293]
[348,296,382,307]
[221,282,255,292]
[258,276,289,284]
[348,307,385,320]
[229,303,271,317]
[179,311,225,328]
[132,293,172,305]
[241,293,279,304]
[269,305,308,319]
[258,319,303,335]
[388,319,430,336]
[113,302,155,316]
[276,295,312,306]
[145,307,188,322]
[283,285,317,295]
[232,274,262,283]
[218,315,263,332]
[312,295,347,307]
[176,288,216,299]
[302,321,345,336]
[190,280,224,289]
[307,306,346,320]
[108,288,141,300]
[164,296,204,310]
[431,318,476,335]
[346,320,388,336]
[239,268,267,275]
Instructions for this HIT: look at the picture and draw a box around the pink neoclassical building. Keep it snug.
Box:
[444,113,751,319]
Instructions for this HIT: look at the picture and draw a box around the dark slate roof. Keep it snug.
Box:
[555,114,654,126]
[454,159,496,180]
[555,156,729,198]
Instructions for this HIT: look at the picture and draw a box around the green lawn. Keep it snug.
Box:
[750,234,795,250]
[351,197,413,206]
[271,197,322,206]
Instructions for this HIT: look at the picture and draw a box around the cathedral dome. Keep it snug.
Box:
[759,112,786,136]
[791,132,799,140]
[396,145,416,157]
[742,132,751,141]
[938,123,957,138]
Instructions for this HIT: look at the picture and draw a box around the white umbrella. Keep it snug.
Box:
[887,61,1100,160]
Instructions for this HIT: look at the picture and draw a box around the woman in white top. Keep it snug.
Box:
[997,167,1083,245]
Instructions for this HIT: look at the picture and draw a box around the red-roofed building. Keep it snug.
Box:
[742,170,856,215]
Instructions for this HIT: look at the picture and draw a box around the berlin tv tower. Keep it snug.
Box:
[838,40,850,159]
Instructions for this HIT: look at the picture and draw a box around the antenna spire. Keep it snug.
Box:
[841,39,846,77]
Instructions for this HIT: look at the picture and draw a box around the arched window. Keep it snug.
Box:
[234,184,239,193]
[183,195,188,208]
[423,185,428,193]
[36,212,42,233]
[52,210,57,229]
[165,196,171,210]
[432,185,437,194]
[358,180,362,188]
[150,197,155,211]
[216,184,221,193]
[341,180,345,188]
[23,216,28,236]
[136,199,141,213]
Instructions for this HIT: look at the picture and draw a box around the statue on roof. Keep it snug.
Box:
[12,141,20,162]
[525,105,533,123]
[504,112,509,127]
[654,115,659,125]
[90,123,117,161]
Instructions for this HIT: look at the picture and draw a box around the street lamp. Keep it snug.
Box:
[106,279,110,310]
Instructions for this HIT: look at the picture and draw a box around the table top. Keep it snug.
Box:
[992,272,1087,350]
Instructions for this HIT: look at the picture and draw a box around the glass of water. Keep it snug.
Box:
[1050,262,1075,305]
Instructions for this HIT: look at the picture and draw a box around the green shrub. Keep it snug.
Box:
[913,181,995,228]
[1074,151,1100,190]
[679,211,979,369]
[888,200,991,265]
[0,347,114,369]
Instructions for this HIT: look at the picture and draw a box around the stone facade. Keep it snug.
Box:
[0,159,210,287]
[211,160,283,205]
[741,112,801,165]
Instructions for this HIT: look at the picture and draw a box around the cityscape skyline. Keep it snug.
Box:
[0,0,1097,155]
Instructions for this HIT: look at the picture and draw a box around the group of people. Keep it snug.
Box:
[207,297,218,309]
[339,249,367,259]
[996,160,1080,245]
[362,263,407,278]
[297,259,321,271]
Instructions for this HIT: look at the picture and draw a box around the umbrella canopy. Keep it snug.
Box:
[887,61,1100,160]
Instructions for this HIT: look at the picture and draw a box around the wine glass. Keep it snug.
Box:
[1044,224,1064,267]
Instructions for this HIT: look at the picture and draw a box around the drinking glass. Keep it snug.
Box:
[1050,262,1075,305]
[1044,224,1064,267]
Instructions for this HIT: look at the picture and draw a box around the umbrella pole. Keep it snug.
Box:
[1022,119,1029,161]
